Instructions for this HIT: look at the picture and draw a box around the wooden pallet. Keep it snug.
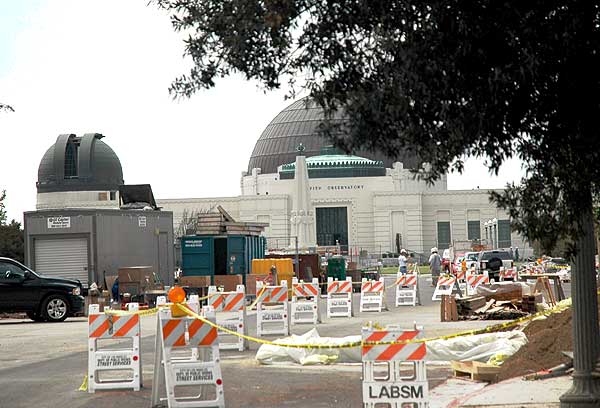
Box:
[451,361,500,383]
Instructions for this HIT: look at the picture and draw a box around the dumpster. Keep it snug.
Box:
[326,256,346,280]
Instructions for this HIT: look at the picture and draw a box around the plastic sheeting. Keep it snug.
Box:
[255,329,528,366]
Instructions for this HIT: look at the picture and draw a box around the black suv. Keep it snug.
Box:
[0,257,85,322]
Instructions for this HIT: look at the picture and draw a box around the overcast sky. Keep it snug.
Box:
[0,0,524,224]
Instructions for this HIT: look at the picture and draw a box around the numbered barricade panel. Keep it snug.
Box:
[362,326,428,408]
[157,306,225,408]
[208,285,247,351]
[360,277,385,313]
[327,277,353,318]
[395,274,418,307]
[88,303,142,393]
[466,274,490,296]
[256,280,289,336]
[431,277,457,301]
[291,278,320,325]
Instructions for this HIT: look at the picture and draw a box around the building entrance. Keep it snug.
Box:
[316,207,348,247]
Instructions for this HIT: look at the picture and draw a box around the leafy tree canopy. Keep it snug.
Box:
[0,190,7,225]
[156,1,600,254]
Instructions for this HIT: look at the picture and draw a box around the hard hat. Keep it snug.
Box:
[431,247,438,253]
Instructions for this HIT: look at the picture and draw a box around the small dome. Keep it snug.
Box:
[37,133,124,193]
[247,98,418,174]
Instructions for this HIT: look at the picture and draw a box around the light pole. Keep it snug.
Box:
[492,218,498,249]
[484,221,489,246]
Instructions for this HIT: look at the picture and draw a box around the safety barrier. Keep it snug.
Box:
[499,267,518,281]
[360,277,385,313]
[327,277,353,318]
[362,324,428,408]
[291,278,320,325]
[208,285,248,351]
[256,280,289,336]
[466,274,490,296]
[395,274,418,306]
[431,277,456,301]
[88,303,142,393]
[151,305,225,408]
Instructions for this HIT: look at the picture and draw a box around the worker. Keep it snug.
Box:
[515,247,520,262]
[429,247,442,286]
[398,249,408,275]
[461,258,467,275]
[111,277,119,302]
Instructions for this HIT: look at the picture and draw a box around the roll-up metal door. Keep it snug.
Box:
[34,238,89,285]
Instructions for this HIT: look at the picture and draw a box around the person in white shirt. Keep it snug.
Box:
[398,249,408,274]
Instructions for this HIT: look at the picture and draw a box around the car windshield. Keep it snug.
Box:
[482,251,511,260]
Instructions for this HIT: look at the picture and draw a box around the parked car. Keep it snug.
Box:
[0,257,85,322]
[476,250,514,281]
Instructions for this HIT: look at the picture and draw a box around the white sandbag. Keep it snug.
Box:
[426,331,528,364]
[256,329,528,366]
[255,328,361,365]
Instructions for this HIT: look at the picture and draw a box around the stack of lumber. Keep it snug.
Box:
[455,296,528,320]
[194,206,268,236]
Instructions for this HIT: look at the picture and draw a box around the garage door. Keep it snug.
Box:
[34,238,89,285]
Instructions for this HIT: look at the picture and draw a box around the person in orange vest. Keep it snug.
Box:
[461,258,467,276]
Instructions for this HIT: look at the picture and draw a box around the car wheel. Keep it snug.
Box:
[487,257,503,271]
[26,311,46,322]
[42,295,69,322]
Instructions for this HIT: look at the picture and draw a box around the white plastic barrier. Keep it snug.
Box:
[256,280,289,337]
[87,303,142,393]
[431,277,457,301]
[208,285,247,351]
[466,274,490,296]
[362,325,428,408]
[359,277,385,312]
[151,305,225,408]
[291,278,320,325]
[327,277,353,318]
[395,274,418,306]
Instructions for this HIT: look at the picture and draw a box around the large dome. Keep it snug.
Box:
[37,133,124,193]
[247,98,418,174]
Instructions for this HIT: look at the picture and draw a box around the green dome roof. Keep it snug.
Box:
[279,148,386,179]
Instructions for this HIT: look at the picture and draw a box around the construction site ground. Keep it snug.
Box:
[0,275,572,408]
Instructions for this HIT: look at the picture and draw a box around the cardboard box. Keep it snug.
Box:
[214,275,243,292]
[118,266,153,283]
[179,276,211,288]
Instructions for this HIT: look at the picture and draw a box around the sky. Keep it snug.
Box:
[0,0,524,224]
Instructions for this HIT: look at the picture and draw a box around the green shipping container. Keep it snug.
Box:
[327,256,346,280]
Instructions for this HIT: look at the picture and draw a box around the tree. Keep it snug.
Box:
[0,190,6,225]
[0,191,24,262]
[156,2,600,405]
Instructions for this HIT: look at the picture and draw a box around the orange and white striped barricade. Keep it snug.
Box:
[395,274,418,306]
[327,277,353,318]
[87,303,142,393]
[151,305,225,408]
[207,285,247,351]
[362,325,428,408]
[466,274,490,296]
[431,276,456,301]
[499,267,518,282]
[256,280,289,337]
[291,277,321,325]
[360,277,385,312]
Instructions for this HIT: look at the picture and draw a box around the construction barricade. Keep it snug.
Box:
[291,278,320,325]
[466,274,490,296]
[151,305,225,408]
[327,277,353,318]
[431,276,457,301]
[208,285,248,351]
[87,303,142,393]
[395,274,418,306]
[499,267,518,281]
[362,324,428,408]
[256,280,289,337]
[360,277,385,312]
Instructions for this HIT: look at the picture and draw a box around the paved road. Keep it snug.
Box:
[0,275,570,407]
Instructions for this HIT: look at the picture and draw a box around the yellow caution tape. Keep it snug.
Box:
[247,287,267,310]
[78,375,88,392]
